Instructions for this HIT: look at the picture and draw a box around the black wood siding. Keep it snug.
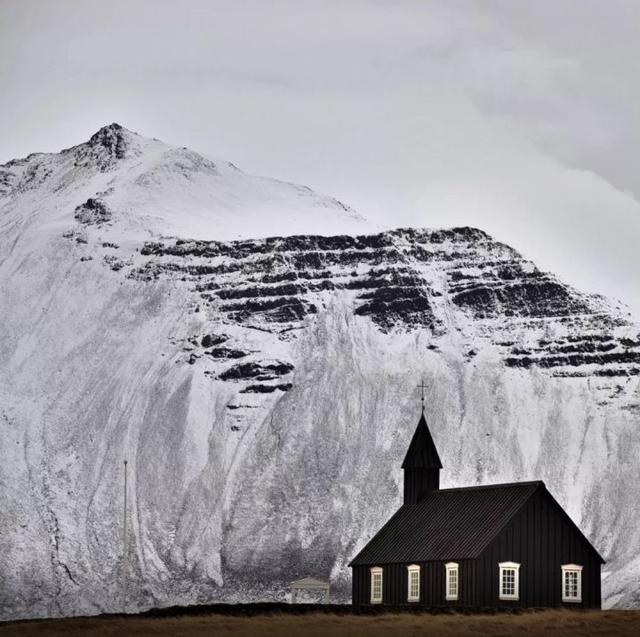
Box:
[351,489,602,609]
[477,489,602,608]
[352,560,476,607]
[403,468,439,504]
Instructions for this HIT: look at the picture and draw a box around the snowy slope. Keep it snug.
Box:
[1,126,639,620]
[0,123,368,248]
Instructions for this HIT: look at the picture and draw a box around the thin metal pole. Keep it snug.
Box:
[417,380,426,411]
[122,459,128,614]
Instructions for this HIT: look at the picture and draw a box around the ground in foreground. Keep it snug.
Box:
[2,610,640,637]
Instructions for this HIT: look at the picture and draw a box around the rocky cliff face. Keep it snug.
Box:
[1,126,639,620]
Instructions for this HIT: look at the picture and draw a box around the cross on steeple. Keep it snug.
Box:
[417,380,427,412]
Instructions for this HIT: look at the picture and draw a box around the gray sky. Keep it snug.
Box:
[1,0,639,316]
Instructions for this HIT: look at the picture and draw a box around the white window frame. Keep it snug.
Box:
[498,561,520,601]
[406,564,420,602]
[370,566,383,604]
[445,562,459,601]
[561,564,583,603]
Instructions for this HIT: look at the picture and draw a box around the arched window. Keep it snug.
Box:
[498,561,520,600]
[370,567,383,604]
[445,562,459,600]
[406,564,420,602]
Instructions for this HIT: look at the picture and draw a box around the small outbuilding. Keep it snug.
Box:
[289,577,330,604]
[349,410,605,608]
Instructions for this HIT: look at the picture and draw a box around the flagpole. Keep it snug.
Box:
[122,459,128,614]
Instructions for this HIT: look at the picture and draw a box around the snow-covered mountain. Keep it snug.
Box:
[0,123,368,246]
[1,125,639,620]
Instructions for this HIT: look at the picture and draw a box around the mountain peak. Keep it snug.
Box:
[93,121,125,133]
[79,123,146,171]
[2,124,369,238]
[87,123,134,157]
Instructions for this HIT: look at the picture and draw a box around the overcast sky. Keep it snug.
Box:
[1,0,639,316]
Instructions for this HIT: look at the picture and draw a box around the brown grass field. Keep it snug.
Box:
[1,610,639,637]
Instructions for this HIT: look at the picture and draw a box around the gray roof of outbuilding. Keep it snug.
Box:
[289,577,330,589]
[349,481,542,566]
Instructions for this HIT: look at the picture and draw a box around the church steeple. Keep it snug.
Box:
[402,410,442,504]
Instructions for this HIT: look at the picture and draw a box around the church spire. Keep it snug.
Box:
[402,411,442,470]
[402,410,442,504]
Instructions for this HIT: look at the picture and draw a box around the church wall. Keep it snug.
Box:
[352,487,602,609]
[477,489,602,608]
[351,559,476,607]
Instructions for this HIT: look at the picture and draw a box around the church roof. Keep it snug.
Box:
[350,481,603,566]
[401,411,442,469]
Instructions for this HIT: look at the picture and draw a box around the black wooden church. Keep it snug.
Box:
[349,410,604,608]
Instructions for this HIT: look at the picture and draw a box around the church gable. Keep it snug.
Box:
[480,484,605,565]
